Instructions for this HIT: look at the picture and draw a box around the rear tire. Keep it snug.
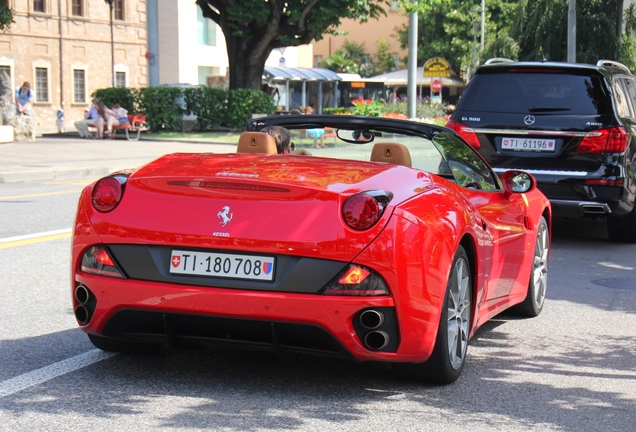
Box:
[392,246,472,384]
[512,216,549,317]
[608,205,636,243]
[88,334,162,355]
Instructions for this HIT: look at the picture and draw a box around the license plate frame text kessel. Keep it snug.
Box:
[169,250,275,281]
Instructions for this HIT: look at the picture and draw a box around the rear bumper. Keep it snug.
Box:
[493,168,635,218]
[72,272,439,363]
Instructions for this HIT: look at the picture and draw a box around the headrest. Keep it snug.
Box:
[237,132,278,154]
[370,142,412,167]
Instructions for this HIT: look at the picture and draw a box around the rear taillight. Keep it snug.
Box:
[91,174,128,212]
[80,246,125,278]
[577,127,630,153]
[321,264,389,296]
[342,190,393,230]
[446,120,481,149]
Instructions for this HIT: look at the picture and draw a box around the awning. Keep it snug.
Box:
[369,67,466,88]
[263,67,343,82]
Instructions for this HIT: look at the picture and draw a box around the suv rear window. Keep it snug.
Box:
[459,71,613,115]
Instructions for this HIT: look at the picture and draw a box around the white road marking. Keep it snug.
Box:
[0,349,117,398]
[0,228,72,244]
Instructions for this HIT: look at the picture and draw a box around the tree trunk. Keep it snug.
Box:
[226,34,271,90]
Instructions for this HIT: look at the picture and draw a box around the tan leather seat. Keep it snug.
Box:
[237,132,278,154]
[370,142,412,167]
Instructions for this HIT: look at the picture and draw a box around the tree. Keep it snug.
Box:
[512,0,620,63]
[371,37,398,75]
[619,4,636,72]
[0,1,13,32]
[196,0,388,90]
[395,0,518,78]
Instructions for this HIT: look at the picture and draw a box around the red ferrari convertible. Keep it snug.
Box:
[71,115,551,384]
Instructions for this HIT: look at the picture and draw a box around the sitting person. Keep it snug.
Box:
[95,102,129,139]
[260,125,312,155]
[306,128,326,148]
[75,98,100,138]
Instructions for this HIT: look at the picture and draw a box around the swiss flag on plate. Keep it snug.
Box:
[171,255,181,268]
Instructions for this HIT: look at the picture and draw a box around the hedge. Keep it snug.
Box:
[92,86,275,132]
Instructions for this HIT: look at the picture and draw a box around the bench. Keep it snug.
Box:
[112,114,147,141]
[89,114,147,141]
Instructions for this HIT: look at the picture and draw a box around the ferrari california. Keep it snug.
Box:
[71,115,551,384]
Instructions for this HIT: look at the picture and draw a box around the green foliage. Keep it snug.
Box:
[0,1,13,31]
[396,0,520,77]
[92,87,136,113]
[351,98,385,116]
[511,0,620,63]
[619,4,636,73]
[183,86,227,130]
[321,50,357,73]
[136,87,185,132]
[225,88,276,129]
[91,85,276,132]
[196,0,389,89]
[371,37,398,76]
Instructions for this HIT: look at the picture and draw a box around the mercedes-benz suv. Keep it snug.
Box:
[447,59,636,242]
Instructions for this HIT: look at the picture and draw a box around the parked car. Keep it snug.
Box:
[447,59,636,242]
[71,115,551,384]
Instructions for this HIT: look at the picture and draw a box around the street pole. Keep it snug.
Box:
[481,0,485,51]
[567,0,576,62]
[407,7,418,119]
[105,0,115,87]
[473,22,478,76]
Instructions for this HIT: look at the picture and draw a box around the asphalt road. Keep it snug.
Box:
[0,157,635,431]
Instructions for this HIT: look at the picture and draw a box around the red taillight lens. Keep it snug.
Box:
[578,127,630,153]
[446,120,481,149]
[80,246,125,278]
[321,264,389,296]
[91,175,127,212]
[342,190,392,231]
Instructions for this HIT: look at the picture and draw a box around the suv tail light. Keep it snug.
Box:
[446,120,481,149]
[577,127,630,153]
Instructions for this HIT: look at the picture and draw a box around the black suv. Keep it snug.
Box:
[447,59,636,242]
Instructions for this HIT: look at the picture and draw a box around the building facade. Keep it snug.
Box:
[1,0,148,134]
[312,1,408,69]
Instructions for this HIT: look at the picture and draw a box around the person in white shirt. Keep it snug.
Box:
[75,98,100,138]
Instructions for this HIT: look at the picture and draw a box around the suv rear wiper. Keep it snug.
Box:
[528,107,572,112]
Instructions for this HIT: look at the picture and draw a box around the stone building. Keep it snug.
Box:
[0,0,148,135]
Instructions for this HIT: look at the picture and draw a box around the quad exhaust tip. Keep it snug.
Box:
[359,309,385,329]
[74,284,95,325]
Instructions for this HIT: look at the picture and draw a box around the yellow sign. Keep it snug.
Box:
[424,57,451,77]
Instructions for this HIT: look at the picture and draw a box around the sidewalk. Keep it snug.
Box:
[0,135,237,183]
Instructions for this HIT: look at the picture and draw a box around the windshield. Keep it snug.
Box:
[460,72,613,115]
[281,127,500,191]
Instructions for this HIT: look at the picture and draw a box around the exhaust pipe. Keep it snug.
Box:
[359,309,385,329]
[365,331,389,350]
[75,285,90,304]
[74,284,95,325]
[75,305,90,325]
[580,203,611,215]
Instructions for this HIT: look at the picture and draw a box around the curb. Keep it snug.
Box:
[0,167,116,184]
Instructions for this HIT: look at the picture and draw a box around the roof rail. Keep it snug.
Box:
[484,58,514,65]
[596,59,631,74]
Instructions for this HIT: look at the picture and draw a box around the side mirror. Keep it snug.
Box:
[501,170,536,198]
